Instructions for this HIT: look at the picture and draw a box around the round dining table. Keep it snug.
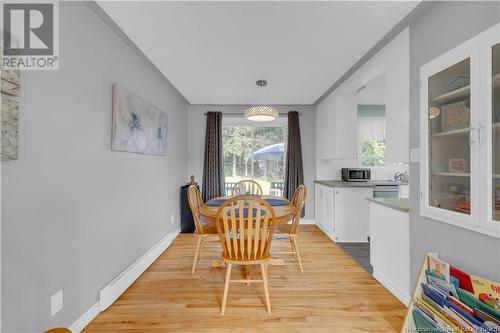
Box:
[198,195,296,225]
[198,195,297,268]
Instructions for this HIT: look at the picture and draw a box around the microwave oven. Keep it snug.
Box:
[341,168,371,182]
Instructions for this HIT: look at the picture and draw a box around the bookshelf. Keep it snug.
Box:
[400,252,438,333]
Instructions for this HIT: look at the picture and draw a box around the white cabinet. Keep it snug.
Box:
[420,22,500,238]
[315,184,334,234]
[334,187,373,242]
[315,183,373,242]
[316,94,357,160]
[369,202,410,305]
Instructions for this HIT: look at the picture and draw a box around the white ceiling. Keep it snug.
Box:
[99,1,419,105]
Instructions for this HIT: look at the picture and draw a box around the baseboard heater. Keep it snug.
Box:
[99,228,180,311]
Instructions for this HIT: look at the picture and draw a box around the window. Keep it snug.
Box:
[357,105,386,167]
[222,117,287,196]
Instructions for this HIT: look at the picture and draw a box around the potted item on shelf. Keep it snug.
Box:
[441,99,470,131]
[448,158,470,173]
[430,113,441,134]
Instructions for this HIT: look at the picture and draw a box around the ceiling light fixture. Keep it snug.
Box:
[244,80,279,122]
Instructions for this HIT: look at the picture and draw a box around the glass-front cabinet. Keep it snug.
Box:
[420,23,500,238]
[428,59,472,216]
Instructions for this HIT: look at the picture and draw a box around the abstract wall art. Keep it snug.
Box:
[1,66,20,161]
[112,83,168,155]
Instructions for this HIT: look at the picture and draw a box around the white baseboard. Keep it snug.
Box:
[372,270,411,307]
[99,228,180,311]
[69,302,100,333]
[300,219,315,225]
[68,228,180,332]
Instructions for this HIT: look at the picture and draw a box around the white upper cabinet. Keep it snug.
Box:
[420,22,500,238]
[385,28,410,164]
[316,93,357,160]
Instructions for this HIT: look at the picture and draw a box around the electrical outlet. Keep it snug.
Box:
[170,213,175,224]
[51,290,63,316]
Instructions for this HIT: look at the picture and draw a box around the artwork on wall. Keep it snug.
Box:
[1,68,20,161]
[112,83,168,155]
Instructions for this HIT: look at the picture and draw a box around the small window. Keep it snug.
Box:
[357,105,386,167]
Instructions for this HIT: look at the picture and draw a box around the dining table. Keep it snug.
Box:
[198,194,297,268]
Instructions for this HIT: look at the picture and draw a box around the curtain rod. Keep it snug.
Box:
[203,112,302,116]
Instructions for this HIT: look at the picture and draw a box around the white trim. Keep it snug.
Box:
[299,219,315,225]
[99,228,180,311]
[372,270,411,307]
[68,302,100,333]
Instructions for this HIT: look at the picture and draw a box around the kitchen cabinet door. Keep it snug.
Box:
[333,187,373,242]
[315,184,335,234]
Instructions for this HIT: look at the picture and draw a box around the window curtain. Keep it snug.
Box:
[202,111,225,202]
[284,111,305,216]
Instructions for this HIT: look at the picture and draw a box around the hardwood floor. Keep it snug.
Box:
[84,225,406,333]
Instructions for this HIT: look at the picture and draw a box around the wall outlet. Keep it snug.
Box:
[170,213,175,225]
[51,290,63,316]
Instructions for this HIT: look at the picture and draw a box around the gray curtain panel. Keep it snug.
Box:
[202,111,225,202]
[284,111,305,216]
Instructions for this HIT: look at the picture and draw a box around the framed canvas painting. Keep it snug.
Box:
[112,83,168,155]
[1,65,20,161]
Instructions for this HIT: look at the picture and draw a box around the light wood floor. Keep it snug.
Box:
[84,225,406,333]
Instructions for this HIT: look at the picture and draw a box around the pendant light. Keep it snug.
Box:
[244,80,279,122]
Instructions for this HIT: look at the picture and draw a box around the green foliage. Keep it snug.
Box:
[222,126,285,179]
[361,139,386,166]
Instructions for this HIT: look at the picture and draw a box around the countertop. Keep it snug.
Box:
[314,180,409,188]
[366,198,410,213]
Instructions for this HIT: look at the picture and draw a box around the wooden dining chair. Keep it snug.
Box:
[187,185,219,274]
[274,185,307,274]
[215,196,277,315]
[231,179,263,196]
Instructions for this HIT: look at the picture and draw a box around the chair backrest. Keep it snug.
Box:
[215,196,276,261]
[232,180,263,196]
[290,185,307,234]
[187,185,205,233]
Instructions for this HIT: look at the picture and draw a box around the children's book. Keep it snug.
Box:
[474,307,500,326]
[416,300,454,333]
[448,296,474,317]
[471,275,500,311]
[429,257,450,282]
[451,266,473,292]
[427,272,459,298]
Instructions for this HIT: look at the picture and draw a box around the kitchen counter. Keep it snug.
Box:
[314,180,409,188]
[366,197,410,213]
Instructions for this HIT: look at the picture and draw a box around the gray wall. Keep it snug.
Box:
[409,1,500,285]
[187,105,316,220]
[1,2,188,332]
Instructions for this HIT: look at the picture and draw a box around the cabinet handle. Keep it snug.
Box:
[478,124,485,146]
[469,127,477,146]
